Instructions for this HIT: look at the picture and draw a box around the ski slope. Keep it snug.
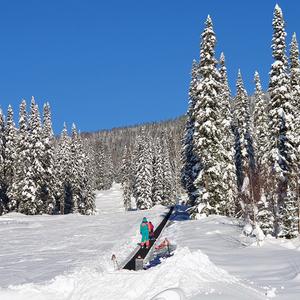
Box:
[0,184,300,299]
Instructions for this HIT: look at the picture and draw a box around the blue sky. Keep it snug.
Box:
[0,0,299,133]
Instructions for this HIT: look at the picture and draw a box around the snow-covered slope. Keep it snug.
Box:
[0,185,299,299]
[0,184,167,291]
[166,207,300,299]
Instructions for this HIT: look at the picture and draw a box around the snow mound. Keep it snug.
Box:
[0,247,238,300]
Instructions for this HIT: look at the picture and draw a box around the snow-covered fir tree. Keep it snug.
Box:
[191,16,227,216]
[0,98,95,216]
[289,32,300,233]
[266,4,298,238]
[218,52,237,216]
[29,99,45,213]
[70,124,80,213]
[152,139,164,205]
[181,60,201,205]
[0,109,6,214]
[40,102,55,214]
[135,130,153,209]
[71,124,95,215]
[253,72,268,173]
[234,71,253,181]
[8,100,28,213]
[290,33,300,111]
[18,99,44,215]
[91,141,114,191]
[121,145,133,210]
[233,70,256,221]
[161,137,174,205]
[252,72,273,234]
[54,123,72,214]
[4,105,17,211]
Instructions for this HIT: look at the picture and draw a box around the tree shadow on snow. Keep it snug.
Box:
[144,245,177,270]
[168,204,190,223]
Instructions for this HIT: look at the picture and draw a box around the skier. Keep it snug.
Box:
[140,217,150,249]
[148,220,154,240]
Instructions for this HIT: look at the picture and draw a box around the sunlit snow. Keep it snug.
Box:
[0,184,300,299]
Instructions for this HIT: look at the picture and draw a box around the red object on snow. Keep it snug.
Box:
[155,238,170,250]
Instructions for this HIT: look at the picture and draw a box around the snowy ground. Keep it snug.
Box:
[0,184,300,299]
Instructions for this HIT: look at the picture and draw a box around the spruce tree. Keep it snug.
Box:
[54,123,72,214]
[9,100,28,212]
[71,124,95,215]
[266,4,298,238]
[70,123,80,213]
[181,60,201,205]
[4,105,17,211]
[252,73,273,234]
[253,72,268,171]
[29,99,45,213]
[290,33,300,110]
[78,152,95,215]
[191,16,226,216]
[162,138,174,205]
[18,98,44,214]
[121,145,133,210]
[135,131,153,209]
[233,71,256,221]
[218,53,237,216]
[0,109,5,214]
[152,139,164,205]
[289,32,300,234]
[41,102,55,214]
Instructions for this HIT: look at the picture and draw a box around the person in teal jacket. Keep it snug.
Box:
[140,217,150,248]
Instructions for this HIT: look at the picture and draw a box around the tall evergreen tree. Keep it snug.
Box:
[181,60,201,205]
[71,124,95,215]
[0,109,5,214]
[252,73,273,234]
[162,138,174,205]
[29,99,45,213]
[253,72,268,171]
[9,100,28,212]
[218,52,237,216]
[233,71,256,221]
[234,71,253,179]
[266,4,298,238]
[54,123,72,214]
[191,16,225,216]
[290,33,300,110]
[70,123,80,213]
[135,131,153,210]
[152,139,164,205]
[40,102,55,214]
[289,32,300,234]
[121,145,133,210]
[4,105,18,211]
[18,99,42,214]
